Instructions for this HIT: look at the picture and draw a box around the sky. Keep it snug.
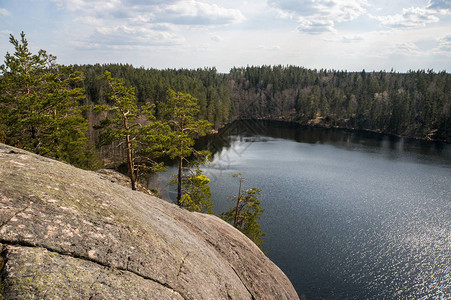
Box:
[1,0,450,73]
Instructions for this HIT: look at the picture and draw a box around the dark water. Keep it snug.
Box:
[153,120,451,299]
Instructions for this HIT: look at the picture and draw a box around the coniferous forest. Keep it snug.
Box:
[1,33,451,169]
[75,64,450,142]
[1,33,450,172]
[0,32,450,250]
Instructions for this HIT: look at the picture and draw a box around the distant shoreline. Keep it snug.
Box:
[217,118,451,144]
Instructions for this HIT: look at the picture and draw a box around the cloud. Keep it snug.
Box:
[268,0,326,18]
[49,0,244,50]
[368,41,423,58]
[428,0,451,12]
[341,35,364,43]
[52,0,244,26]
[257,45,281,51]
[157,0,245,26]
[435,34,451,54]
[371,0,451,30]
[268,0,450,35]
[373,7,440,28]
[74,16,104,26]
[390,42,422,55]
[297,20,336,34]
[80,25,185,49]
[211,35,223,42]
[0,8,11,16]
[268,0,368,34]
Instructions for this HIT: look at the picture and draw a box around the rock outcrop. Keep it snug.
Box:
[0,143,299,299]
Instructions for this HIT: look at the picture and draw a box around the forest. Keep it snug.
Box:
[2,32,450,181]
[76,64,450,143]
[0,33,266,246]
[1,32,449,249]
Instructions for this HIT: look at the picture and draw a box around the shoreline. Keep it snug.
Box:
[217,118,451,144]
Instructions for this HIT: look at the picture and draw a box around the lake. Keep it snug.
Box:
[152,120,451,299]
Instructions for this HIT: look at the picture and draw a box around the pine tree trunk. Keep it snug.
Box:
[127,143,136,191]
[233,177,242,227]
[124,118,136,190]
[177,156,182,206]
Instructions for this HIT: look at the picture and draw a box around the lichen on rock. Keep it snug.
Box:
[0,143,299,300]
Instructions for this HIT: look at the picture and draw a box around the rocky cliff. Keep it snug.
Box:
[0,143,299,299]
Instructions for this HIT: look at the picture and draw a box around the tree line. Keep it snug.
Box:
[93,70,264,247]
[74,63,233,129]
[2,32,450,248]
[229,65,450,141]
[74,64,450,142]
[0,32,264,248]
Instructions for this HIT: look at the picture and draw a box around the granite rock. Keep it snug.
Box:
[0,143,299,299]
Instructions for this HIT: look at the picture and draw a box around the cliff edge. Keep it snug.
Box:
[0,143,299,299]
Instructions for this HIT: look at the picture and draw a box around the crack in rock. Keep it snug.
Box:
[231,265,255,300]
[204,237,256,299]
[1,244,7,273]
[0,199,32,229]
[177,252,190,279]
[0,240,188,300]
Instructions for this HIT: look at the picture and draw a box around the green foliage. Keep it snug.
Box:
[75,63,450,142]
[221,173,265,248]
[94,71,169,189]
[74,64,233,129]
[159,89,213,205]
[161,89,212,160]
[0,32,102,170]
[229,66,451,141]
[170,168,213,213]
[0,127,6,143]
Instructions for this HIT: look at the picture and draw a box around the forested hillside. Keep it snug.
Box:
[229,66,450,141]
[75,64,233,129]
[76,64,450,142]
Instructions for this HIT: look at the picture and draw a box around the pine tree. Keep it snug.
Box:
[170,167,213,213]
[0,32,102,169]
[94,71,169,190]
[220,173,265,248]
[159,89,212,206]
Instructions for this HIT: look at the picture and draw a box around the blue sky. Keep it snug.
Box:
[1,0,450,72]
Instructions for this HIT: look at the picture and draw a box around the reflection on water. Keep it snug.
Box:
[197,120,451,167]
[192,120,451,299]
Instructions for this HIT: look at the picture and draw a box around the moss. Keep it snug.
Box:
[0,244,7,300]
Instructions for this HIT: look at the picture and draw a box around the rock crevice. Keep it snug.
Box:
[0,241,187,299]
[0,143,299,299]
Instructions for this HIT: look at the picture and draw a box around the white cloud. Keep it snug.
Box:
[435,34,451,54]
[87,25,185,48]
[268,0,368,34]
[74,16,104,26]
[0,8,11,16]
[297,20,336,34]
[428,0,451,12]
[158,0,245,25]
[51,0,244,26]
[373,7,440,28]
[257,45,281,51]
[5,0,449,72]
[341,35,364,43]
[49,0,244,50]
[211,35,223,42]
[371,0,451,30]
[389,42,422,55]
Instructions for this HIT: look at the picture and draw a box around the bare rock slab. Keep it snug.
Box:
[0,143,299,299]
